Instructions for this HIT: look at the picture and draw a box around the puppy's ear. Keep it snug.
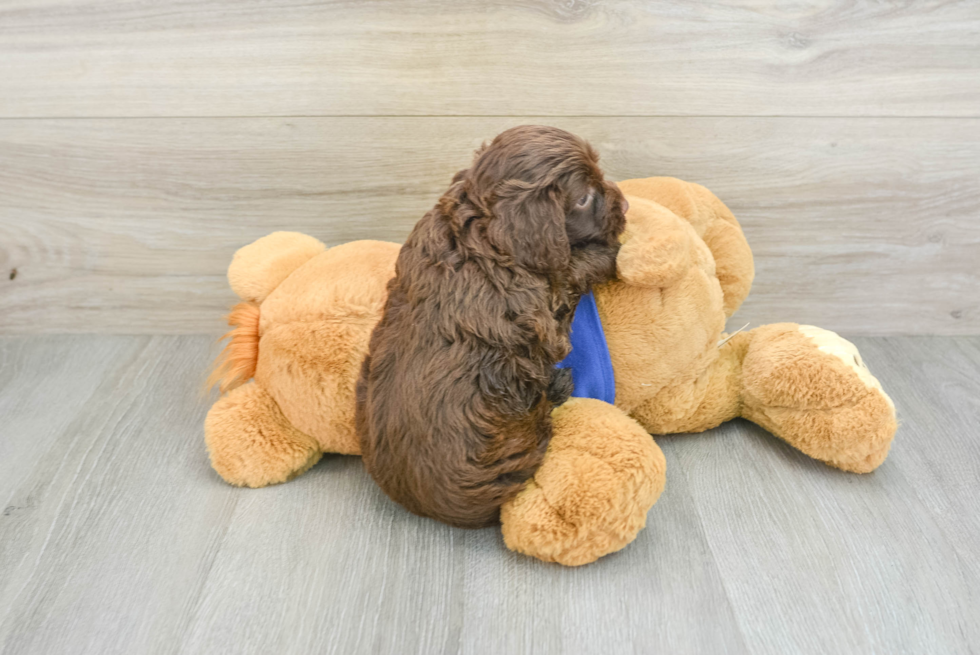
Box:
[440,171,486,239]
[488,182,570,272]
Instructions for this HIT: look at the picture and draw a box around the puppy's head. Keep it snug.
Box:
[444,125,627,273]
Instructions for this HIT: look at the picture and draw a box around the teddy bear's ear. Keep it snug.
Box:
[228,232,326,304]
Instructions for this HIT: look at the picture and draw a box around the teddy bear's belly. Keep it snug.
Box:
[596,268,726,414]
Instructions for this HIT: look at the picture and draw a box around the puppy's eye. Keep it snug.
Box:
[576,193,593,208]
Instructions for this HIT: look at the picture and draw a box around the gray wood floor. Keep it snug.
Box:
[1,335,978,655]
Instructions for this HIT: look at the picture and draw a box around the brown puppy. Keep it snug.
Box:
[356,125,628,528]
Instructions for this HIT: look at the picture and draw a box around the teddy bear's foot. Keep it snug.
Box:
[500,398,666,566]
[740,324,897,473]
[205,382,323,487]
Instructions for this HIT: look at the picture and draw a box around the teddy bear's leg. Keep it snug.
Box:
[205,382,322,487]
[255,320,369,456]
[500,398,667,566]
[626,341,746,435]
[739,323,897,473]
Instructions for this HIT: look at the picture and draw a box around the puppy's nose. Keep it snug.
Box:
[621,198,630,214]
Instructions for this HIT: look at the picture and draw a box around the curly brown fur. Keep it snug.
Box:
[356,125,628,528]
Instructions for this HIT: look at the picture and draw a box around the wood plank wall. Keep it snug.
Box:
[1,1,978,335]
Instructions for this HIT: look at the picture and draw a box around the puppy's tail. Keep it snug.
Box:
[206,302,261,394]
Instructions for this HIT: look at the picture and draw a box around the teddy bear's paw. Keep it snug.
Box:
[500,398,666,566]
[742,324,895,412]
[796,325,895,408]
[741,324,897,473]
[205,382,322,487]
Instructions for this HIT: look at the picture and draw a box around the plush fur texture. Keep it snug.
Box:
[207,236,400,481]
[205,381,322,487]
[356,126,627,529]
[500,397,666,565]
[228,231,326,303]
[203,175,897,566]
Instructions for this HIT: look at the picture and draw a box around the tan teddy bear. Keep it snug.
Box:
[205,177,897,566]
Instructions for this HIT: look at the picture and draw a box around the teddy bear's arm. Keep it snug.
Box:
[617,177,754,316]
[615,197,708,289]
[500,398,665,566]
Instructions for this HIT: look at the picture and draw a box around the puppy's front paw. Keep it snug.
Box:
[547,367,574,405]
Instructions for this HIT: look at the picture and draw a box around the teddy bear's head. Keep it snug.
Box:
[595,177,754,416]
